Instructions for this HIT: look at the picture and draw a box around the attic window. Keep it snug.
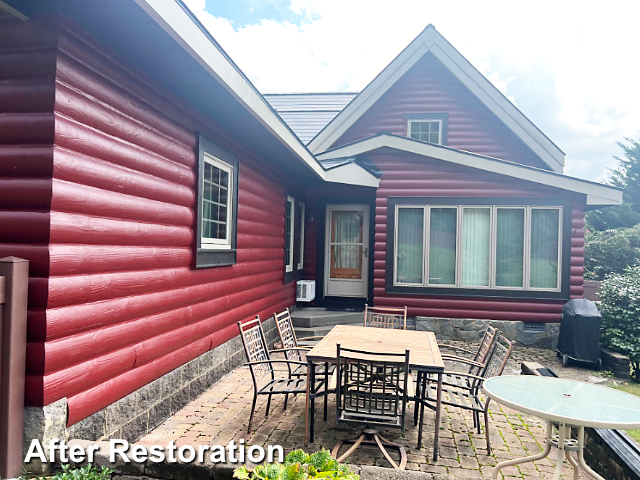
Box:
[404,113,448,145]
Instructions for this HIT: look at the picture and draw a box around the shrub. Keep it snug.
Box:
[233,449,359,480]
[37,464,114,480]
[598,265,640,381]
[584,224,640,280]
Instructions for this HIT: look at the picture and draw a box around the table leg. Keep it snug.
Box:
[491,420,553,479]
[305,361,311,446]
[413,371,421,427]
[563,426,579,480]
[432,372,442,461]
[323,362,329,422]
[417,372,426,449]
[577,426,605,480]
[551,423,567,480]
[309,360,316,444]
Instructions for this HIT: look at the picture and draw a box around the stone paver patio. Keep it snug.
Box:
[138,344,617,479]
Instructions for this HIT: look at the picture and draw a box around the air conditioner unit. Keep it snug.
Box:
[296,280,316,302]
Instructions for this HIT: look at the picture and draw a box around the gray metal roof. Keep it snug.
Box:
[264,93,358,144]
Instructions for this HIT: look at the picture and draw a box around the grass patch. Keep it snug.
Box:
[613,383,640,443]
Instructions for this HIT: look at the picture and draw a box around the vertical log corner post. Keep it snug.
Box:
[0,257,29,479]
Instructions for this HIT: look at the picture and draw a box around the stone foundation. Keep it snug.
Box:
[23,318,278,472]
[416,317,560,350]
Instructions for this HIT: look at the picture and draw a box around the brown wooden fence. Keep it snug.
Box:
[0,257,29,479]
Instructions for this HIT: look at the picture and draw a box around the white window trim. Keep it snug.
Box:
[297,201,305,270]
[393,204,563,292]
[285,195,295,273]
[407,119,443,145]
[201,153,233,250]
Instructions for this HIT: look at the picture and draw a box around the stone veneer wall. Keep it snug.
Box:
[584,428,640,480]
[416,317,560,350]
[24,318,278,470]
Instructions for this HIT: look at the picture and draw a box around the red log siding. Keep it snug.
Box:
[4,19,296,424]
[0,19,55,303]
[333,53,549,170]
[370,151,584,322]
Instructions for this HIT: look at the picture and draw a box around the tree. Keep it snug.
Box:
[587,138,640,230]
[598,265,640,382]
[584,225,640,280]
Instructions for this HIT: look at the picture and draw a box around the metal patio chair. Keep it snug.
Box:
[415,333,514,454]
[274,308,334,420]
[237,316,307,433]
[363,304,407,330]
[274,308,325,375]
[332,344,411,470]
[438,325,499,382]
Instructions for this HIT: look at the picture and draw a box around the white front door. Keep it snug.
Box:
[324,204,369,297]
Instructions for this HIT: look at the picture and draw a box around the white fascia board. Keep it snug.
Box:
[133,0,325,180]
[323,163,380,188]
[317,135,622,206]
[429,42,565,173]
[308,39,429,154]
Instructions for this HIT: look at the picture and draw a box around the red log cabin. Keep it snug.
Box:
[0,0,621,442]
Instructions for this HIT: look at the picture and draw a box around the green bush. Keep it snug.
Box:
[37,464,114,480]
[584,224,640,280]
[598,265,640,381]
[234,449,359,480]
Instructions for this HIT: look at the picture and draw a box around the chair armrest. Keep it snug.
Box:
[269,347,311,354]
[297,336,325,341]
[245,359,308,367]
[438,344,477,357]
[440,355,484,368]
[440,370,486,382]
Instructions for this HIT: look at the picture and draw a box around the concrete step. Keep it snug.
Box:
[291,307,364,328]
[293,325,336,340]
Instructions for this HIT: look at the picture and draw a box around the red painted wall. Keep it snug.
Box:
[369,151,585,322]
[0,19,55,315]
[333,53,549,170]
[2,18,297,425]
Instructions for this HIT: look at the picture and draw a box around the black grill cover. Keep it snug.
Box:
[557,298,602,364]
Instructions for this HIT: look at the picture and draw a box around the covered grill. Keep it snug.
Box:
[557,298,602,369]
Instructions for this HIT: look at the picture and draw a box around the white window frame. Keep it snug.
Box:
[285,195,295,273]
[393,204,563,292]
[201,153,233,250]
[297,201,305,271]
[407,119,443,145]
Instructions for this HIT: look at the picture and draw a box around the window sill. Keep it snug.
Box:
[386,284,569,301]
[195,248,237,268]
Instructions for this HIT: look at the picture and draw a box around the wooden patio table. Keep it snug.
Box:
[304,325,445,460]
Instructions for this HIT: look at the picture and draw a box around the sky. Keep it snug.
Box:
[183,0,640,182]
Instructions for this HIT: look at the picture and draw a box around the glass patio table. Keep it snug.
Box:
[483,375,640,480]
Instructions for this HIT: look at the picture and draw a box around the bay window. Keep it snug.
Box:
[390,199,567,297]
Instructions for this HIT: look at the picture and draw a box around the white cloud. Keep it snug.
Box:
[184,0,640,182]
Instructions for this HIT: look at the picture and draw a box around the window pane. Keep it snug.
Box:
[530,209,560,289]
[429,208,457,285]
[462,208,490,286]
[396,208,424,284]
[331,245,362,278]
[285,200,293,267]
[496,209,525,287]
